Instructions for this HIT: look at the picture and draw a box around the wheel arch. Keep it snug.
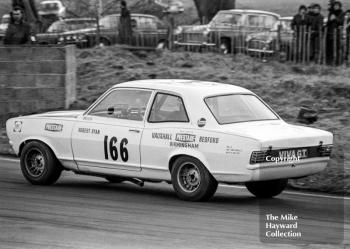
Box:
[168,151,211,174]
[18,137,59,159]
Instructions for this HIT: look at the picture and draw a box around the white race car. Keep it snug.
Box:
[6,80,333,201]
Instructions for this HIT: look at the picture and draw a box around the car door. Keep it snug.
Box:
[72,88,153,172]
[141,92,193,171]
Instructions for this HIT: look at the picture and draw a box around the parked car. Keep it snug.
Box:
[0,14,10,41]
[246,17,293,56]
[35,18,97,45]
[58,14,168,49]
[6,80,333,201]
[38,0,66,19]
[175,9,281,54]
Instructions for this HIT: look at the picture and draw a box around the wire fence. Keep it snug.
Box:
[171,26,350,66]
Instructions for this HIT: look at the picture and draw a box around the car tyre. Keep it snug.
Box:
[156,40,168,50]
[105,176,125,183]
[220,39,231,54]
[20,141,62,185]
[245,179,288,198]
[171,156,218,202]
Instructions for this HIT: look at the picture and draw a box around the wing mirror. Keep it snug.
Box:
[107,107,114,115]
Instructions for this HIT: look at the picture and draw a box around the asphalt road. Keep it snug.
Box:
[0,157,349,249]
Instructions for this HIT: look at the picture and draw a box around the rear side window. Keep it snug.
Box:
[148,93,189,123]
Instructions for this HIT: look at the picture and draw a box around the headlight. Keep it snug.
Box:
[174,27,183,35]
[73,35,77,40]
[59,37,64,41]
[66,35,71,40]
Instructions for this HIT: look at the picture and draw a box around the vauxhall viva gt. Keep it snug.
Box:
[6,80,333,201]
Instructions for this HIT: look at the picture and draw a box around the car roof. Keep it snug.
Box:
[280,16,293,21]
[219,9,281,18]
[104,13,157,19]
[112,80,252,97]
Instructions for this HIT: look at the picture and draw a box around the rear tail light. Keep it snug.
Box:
[318,145,332,157]
[250,151,268,164]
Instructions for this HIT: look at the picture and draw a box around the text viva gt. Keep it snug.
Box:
[6,80,333,201]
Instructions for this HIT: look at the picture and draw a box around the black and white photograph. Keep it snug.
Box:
[0,0,349,248]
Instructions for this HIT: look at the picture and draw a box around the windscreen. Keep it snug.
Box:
[205,94,278,124]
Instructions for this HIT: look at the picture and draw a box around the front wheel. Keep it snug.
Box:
[245,179,288,198]
[171,156,218,201]
[20,141,62,185]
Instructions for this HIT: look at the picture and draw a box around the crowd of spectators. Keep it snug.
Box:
[291,1,350,64]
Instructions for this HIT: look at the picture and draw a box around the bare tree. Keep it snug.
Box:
[193,0,236,24]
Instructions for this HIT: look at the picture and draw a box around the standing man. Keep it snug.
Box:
[3,5,31,45]
[308,4,324,62]
[119,0,132,45]
[326,1,344,64]
[291,5,308,62]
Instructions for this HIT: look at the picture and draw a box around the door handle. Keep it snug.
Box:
[129,129,140,133]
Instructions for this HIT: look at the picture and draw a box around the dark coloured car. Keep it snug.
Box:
[35,18,97,45]
[246,17,293,56]
[175,9,280,54]
[58,14,168,49]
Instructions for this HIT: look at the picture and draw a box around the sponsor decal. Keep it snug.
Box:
[199,136,219,144]
[152,132,172,140]
[78,127,100,135]
[197,118,206,128]
[170,133,199,149]
[170,141,199,149]
[45,123,63,132]
[175,133,196,143]
[226,146,242,155]
[13,121,23,133]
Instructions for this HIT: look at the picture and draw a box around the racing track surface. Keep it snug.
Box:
[0,157,349,249]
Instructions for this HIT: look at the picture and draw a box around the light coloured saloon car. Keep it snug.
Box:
[6,80,333,201]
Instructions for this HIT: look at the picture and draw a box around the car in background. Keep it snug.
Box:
[6,79,333,201]
[35,18,97,45]
[246,17,293,56]
[38,0,66,19]
[175,9,280,54]
[0,14,10,41]
[58,14,168,49]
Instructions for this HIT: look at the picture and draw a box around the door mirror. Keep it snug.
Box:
[107,107,114,115]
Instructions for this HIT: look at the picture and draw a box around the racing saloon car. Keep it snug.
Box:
[6,80,333,201]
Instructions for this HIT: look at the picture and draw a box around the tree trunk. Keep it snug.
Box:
[193,0,236,24]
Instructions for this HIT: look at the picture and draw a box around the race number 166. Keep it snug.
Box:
[104,136,129,162]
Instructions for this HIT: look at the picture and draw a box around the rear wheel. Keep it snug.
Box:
[20,141,62,185]
[245,179,288,198]
[171,156,218,201]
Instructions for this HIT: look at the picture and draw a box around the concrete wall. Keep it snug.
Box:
[0,45,76,122]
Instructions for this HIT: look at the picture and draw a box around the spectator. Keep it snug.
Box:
[291,5,308,62]
[3,5,31,45]
[308,4,324,62]
[342,9,350,61]
[291,5,308,31]
[326,1,344,64]
[119,0,132,45]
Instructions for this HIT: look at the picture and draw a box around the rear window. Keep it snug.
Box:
[205,94,278,124]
